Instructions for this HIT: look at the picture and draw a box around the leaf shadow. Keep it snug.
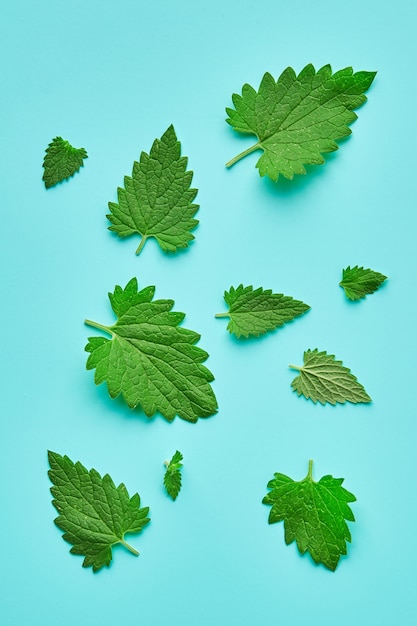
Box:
[223,324,297,348]
[260,150,341,201]
[90,383,158,425]
[226,130,352,204]
[89,381,217,426]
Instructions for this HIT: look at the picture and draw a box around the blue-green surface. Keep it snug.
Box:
[1,1,416,624]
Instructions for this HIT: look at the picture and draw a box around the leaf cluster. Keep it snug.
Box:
[44,63,382,575]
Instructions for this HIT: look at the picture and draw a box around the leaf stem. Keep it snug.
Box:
[84,319,113,336]
[225,143,262,168]
[288,364,301,371]
[307,459,314,481]
[136,235,148,255]
[119,538,139,556]
[214,312,230,318]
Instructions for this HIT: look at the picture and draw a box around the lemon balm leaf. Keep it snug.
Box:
[84,278,218,422]
[48,451,150,572]
[163,450,183,500]
[289,349,371,405]
[42,137,88,188]
[107,125,199,255]
[226,64,376,181]
[215,284,310,338]
[340,266,387,301]
[263,460,356,571]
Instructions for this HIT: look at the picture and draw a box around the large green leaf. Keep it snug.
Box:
[226,64,376,180]
[48,451,150,572]
[85,278,218,422]
[263,460,356,571]
[107,125,199,255]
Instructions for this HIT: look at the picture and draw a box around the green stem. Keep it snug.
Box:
[214,312,230,318]
[119,538,139,556]
[307,459,314,481]
[225,143,262,168]
[288,364,301,371]
[136,235,148,255]
[84,319,113,336]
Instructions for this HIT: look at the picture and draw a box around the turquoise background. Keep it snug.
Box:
[1,1,416,624]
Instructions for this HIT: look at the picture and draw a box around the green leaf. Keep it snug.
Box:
[84,277,218,422]
[289,349,371,405]
[340,265,387,301]
[226,64,376,181]
[163,450,183,500]
[107,125,199,255]
[215,284,310,338]
[42,136,88,188]
[48,451,150,572]
[263,460,356,571]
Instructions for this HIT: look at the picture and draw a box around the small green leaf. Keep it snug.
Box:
[163,450,183,500]
[42,137,88,188]
[226,64,376,181]
[107,125,199,255]
[263,460,356,571]
[215,284,310,338]
[48,451,150,572]
[84,277,218,423]
[289,349,371,405]
[340,265,387,301]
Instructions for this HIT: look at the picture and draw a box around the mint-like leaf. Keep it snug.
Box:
[42,137,88,188]
[163,450,183,500]
[340,266,387,301]
[289,349,371,405]
[226,64,376,181]
[84,278,218,422]
[263,460,356,571]
[107,125,199,255]
[215,284,310,338]
[48,451,150,572]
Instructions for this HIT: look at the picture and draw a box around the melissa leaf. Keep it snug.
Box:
[263,460,356,571]
[48,451,150,572]
[289,349,371,405]
[215,284,310,338]
[107,125,199,255]
[84,278,218,422]
[340,265,387,301]
[163,450,183,500]
[43,137,88,188]
[226,64,376,181]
